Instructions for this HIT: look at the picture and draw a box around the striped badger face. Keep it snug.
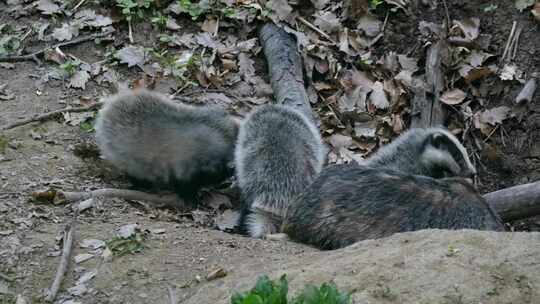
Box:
[421,129,476,180]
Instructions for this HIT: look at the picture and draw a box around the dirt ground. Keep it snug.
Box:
[0,0,539,303]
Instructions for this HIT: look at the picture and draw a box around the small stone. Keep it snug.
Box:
[79,239,105,249]
[74,253,94,264]
[117,223,138,238]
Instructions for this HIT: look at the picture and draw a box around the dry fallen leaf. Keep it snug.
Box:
[532,2,540,22]
[369,81,389,109]
[397,54,418,73]
[468,50,494,67]
[451,18,480,42]
[327,134,354,149]
[265,0,294,23]
[357,14,382,37]
[215,210,240,231]
[440,89,467,105]
[115,46,148,67]
[459,65,494,83]
[479,106,511,126]
[37,0,61,15]
[313,11,341,34]
[52,24,79,41]
[69,70,90,89]
[201,17,219,33]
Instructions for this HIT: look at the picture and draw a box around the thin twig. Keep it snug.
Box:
[167,285,178,304]
[511,25,523,60]
[296,16,336,44]
[483,125,500,143]
[501,21,517,64]
[44,220,76,302]
[128,20,134,44]
[54,188,185,209]
[0,272,16,282]
[0,30,113,63]
[1,101,104,131]
[72,0,87,12]
[441,0,451,33]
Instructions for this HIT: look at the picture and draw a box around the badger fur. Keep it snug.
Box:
[283,165,504,250]
[364,127,476,179]
[235,105,325,238]
[94,89,239,200]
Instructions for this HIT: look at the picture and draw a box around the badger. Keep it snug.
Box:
[282,165,504,250]
[235,104,325,238]
[363,127,477,179]
[94,89,239,201]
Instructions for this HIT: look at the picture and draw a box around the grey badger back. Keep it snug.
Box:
[283,165,504,250]
[364,127,476,178]
[94,89,239,199]
[235,104,325,238]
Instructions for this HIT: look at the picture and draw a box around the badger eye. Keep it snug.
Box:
[433,166,453,178]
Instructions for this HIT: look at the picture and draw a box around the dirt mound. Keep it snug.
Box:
[186,230,540,304]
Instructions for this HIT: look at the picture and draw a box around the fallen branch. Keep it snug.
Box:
[259,23,315,122]
[411,40,446,128]
[54,188,185,209]
[0,30,113,63]
[44,221,75,302]
[296,16,336,44]
[484,181,540,222]
[1,101,104,131]
[515,79,537,104]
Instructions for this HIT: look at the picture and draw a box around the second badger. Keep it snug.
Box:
[283,165,505,250]
[235,105,325,238]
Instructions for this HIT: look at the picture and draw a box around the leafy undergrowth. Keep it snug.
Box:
[231,275,351,304]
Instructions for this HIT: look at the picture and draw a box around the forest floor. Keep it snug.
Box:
[0,0,539,303]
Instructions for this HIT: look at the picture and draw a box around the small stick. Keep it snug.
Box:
[483,124,499,143]
[128,20,134,44]
[367,11,390,47]
[44,221,75,302]
[0,272,15,282]
[515,79,537,104]
[0,101,104,131]
[296,16,337,44]
[441,0,451,33]
[71,0,87,12]
[501,21,517,64]
[54,188,185,209]
[511,25,523,60]
[0,30,113,63]
[167,286,178,304]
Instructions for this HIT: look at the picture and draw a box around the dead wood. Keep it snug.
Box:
[411,40,446,128]
[484,181,540,222]
[515,79,537,104]
[0,30,113,64]
[259,23,315,122]
[44,221,75,302]
[55,188,185,209]
[0,101,104,131]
